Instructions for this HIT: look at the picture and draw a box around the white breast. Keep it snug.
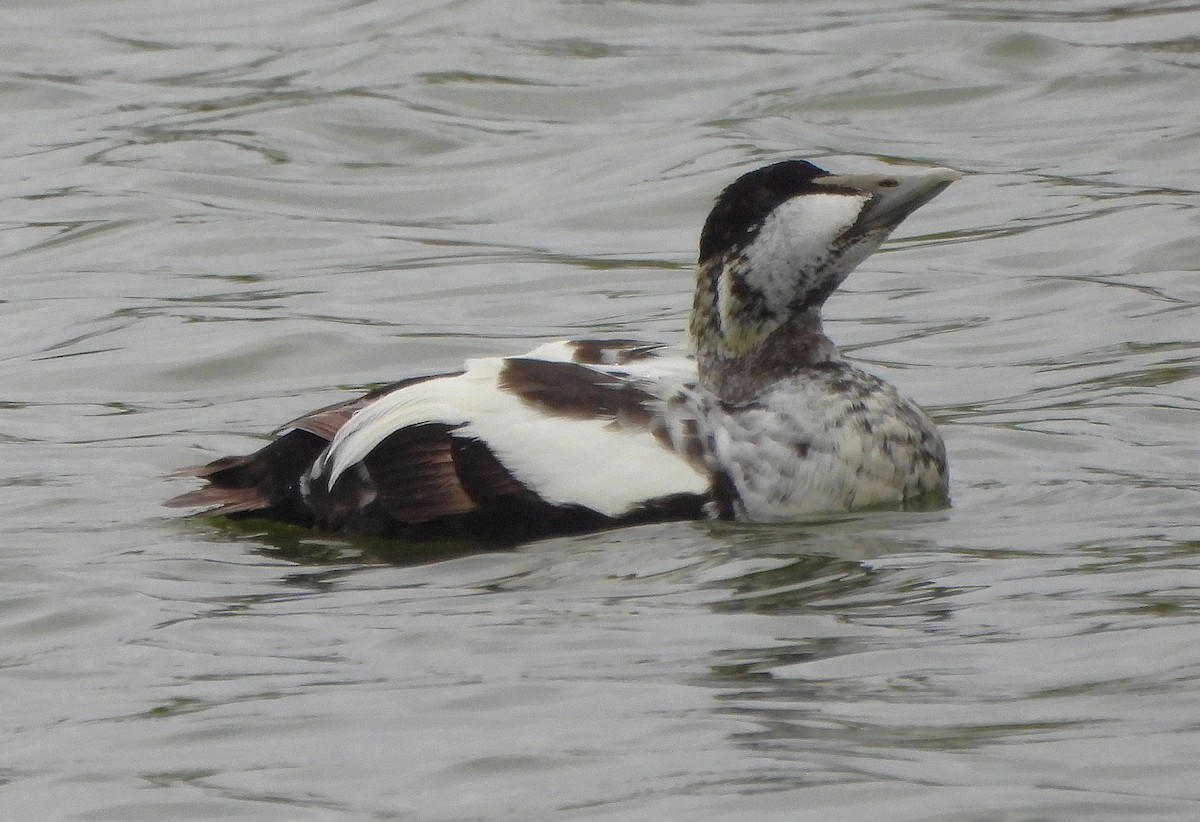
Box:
[702,367,947,518]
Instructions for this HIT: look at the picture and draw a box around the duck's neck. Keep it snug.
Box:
[692,307,839,404]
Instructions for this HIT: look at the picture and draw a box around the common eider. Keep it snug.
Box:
[168,159,959,543]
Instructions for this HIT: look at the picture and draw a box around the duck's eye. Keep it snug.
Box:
[879,178,899,188]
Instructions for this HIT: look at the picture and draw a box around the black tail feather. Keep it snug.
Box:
[166,429,330,525]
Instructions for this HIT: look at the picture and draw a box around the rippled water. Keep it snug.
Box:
[2,0,1199,819]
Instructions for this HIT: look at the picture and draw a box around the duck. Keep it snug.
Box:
[167,158,959,544]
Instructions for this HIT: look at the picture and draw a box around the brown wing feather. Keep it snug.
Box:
[315,424,480,525]
[285,404,361,440]
[498,357,655,427]
[318,423,543,526]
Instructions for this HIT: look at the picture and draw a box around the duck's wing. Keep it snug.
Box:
[167,342,709,543]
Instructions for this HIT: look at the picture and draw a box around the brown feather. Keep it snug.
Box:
[353,425,480,523]
[498,357,655,427]
[164,485,269,513]
[566,339,667,365]
[171,454,253,479]
[286,405,359,440]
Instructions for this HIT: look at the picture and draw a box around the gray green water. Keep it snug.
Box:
[3,1,1200,819]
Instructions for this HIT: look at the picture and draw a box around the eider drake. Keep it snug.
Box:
[168,159,959,544]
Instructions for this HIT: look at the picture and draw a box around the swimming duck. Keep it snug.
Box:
[168,159,958,543]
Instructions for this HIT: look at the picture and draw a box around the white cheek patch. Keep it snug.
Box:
[742,193,868,310]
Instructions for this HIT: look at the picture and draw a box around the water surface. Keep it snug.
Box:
[2,0,1199,819]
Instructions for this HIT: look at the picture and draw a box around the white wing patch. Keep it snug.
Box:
[316,355,708,519]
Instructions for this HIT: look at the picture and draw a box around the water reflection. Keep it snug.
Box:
[205,515,502,569]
